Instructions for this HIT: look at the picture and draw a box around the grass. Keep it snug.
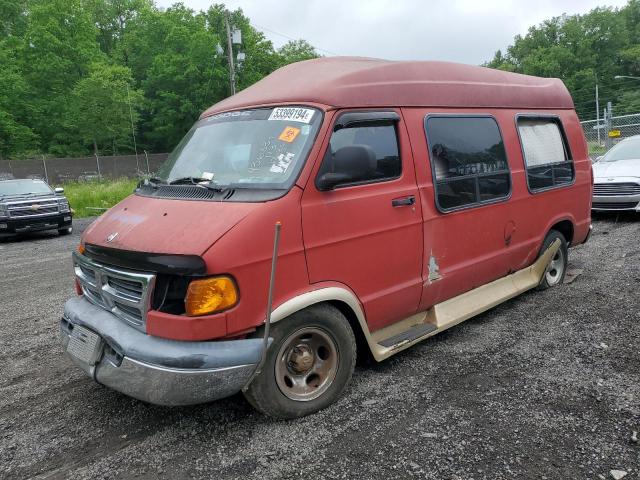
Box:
[62,178,138,218]
[587,142,607,156]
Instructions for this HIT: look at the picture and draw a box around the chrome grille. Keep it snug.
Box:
[593,182,640,196]
[73,252,156,331]
[7,198,60,218]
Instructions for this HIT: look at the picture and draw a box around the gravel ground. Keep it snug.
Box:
[0,215,638,480]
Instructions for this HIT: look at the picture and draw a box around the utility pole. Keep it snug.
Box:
[224,11,236,96]
[595,83,601,145]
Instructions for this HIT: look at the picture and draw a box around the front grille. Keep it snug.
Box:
[592,201,639,210]
[7,199,60,218]
[107,277,144,299]
[593,182,640,196]
[73,253,156,331]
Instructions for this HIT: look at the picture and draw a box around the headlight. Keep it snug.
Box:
[185,276,238,316]
[57,197,70,213]
[0,204,8,219]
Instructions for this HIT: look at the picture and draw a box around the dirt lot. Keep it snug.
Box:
[0,215,638,480]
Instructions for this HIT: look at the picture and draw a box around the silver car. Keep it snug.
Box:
[592,136,640,212]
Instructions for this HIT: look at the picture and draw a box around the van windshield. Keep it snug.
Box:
[156,107,322,190]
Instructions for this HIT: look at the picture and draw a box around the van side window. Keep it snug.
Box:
[517,117,574,191]
[424,116,511,211]
[318,124,401,185]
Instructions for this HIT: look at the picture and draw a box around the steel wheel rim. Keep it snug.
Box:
[275,327,339,402]
[545,248,565,285]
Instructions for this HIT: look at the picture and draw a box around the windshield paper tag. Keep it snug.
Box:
[270,153,295,173]
[268,107,315,124]
[278,126,301,143]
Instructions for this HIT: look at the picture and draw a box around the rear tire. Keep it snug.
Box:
[537,230,568,290]
[243,303,356,419]
[58,226,72,235]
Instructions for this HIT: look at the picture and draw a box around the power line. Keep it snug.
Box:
[250,22,340,57]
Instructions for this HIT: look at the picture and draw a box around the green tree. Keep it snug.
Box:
[68,63,142,155]
[136,4,222,151]
[20,0,103,155]
[91,0,153,56]
[0,0,323,158]
[0,29,37,159]
[276,39,319,66]
[484,4,640,120]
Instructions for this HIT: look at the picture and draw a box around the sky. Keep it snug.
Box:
[155,0,630,64]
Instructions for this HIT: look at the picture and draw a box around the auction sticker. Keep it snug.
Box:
[268,107,315,123]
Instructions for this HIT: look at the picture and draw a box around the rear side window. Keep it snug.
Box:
[424,116,511,211]
[517,117,574,191]
[318,124,401,185]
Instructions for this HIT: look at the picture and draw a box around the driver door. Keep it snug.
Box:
[301,110,423,332]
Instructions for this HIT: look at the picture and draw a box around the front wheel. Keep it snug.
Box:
[243,303,356,419]
[537,230,568,290]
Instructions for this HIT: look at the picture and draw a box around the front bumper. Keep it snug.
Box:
[60,296,265,406]
[0,212,72,233]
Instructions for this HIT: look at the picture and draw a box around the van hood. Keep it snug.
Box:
[83,194,260,256]
[593,158,640,179]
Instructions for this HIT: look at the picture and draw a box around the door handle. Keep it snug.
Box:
[392,195,415,207]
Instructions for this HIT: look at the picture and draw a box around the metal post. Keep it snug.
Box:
[144,150,150,175]
[95,152,101,179]
[595,83,601,145]
[42,156,49,184]
[224,11,236,96]
[605,101,613,150]
[126,84,139,172]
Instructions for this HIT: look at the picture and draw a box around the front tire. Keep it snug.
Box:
[243,303,356,419]
[537,230,568,290]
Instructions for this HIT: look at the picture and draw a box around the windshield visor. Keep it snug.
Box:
[157,107,323,190]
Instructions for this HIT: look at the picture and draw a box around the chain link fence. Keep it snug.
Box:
[581,112,640,158]
[0,153,168,184]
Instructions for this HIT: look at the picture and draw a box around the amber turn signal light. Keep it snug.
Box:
[78,243,85,255]
[185,276,238,316]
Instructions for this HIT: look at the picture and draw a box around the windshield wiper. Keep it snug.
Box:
[168,177,229,192]
[168,176,209,185]
[139,176,166,188]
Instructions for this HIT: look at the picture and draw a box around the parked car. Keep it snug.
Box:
[60,57,592,418]
[592,135,640,211]
[0,178,72,235]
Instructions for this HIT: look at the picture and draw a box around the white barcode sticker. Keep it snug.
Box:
[268,107,315,124]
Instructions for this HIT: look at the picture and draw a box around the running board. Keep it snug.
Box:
[369,239,560,361]
[377,323,437,348]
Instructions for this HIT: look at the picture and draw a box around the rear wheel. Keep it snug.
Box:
[537,230,568,290]
[243,303,356,419]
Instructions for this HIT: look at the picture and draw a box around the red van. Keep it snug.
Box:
[61,58,592,418]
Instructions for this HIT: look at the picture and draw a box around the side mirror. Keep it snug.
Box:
[54,187,64,194]
[317,172,354,191]
[316,144,377,191]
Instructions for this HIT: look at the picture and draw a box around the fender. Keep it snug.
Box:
[270,285,366,326]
